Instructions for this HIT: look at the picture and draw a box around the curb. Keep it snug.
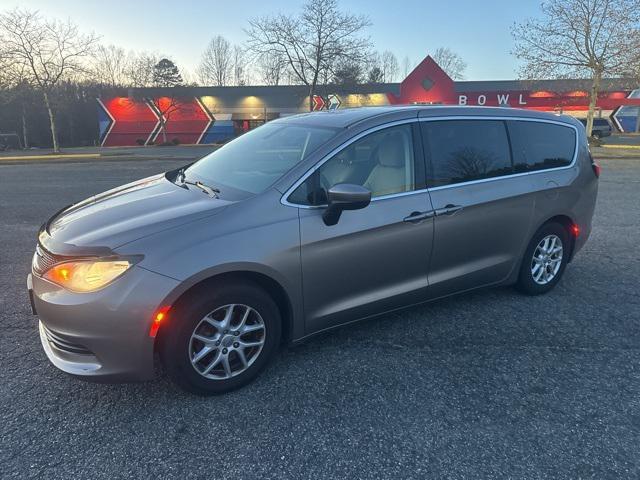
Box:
[601,145,640,150]
[0,153,101,161]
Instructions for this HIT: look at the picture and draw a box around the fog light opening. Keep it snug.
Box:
[149,306,171,338]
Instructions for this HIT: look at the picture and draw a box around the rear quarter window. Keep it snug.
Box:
[507,121,576,172]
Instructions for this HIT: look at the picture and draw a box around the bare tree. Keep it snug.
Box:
[283,68,302,86]
[0,45,31,148]
[0,9,98,152]
[381,50,398,82]
[401,56,411,79]
[246,0,371,110]
[92,44,129,87]
[197,35,233,86]
[0,45,11,92]
[512,0,640,136]
[367,51,381,75]
[258,51,288,85]
[180,67,200,87]
[432,47,467,80]
[366,50,394,82]
[232,45,246,86]
[125,51,159,88]
[150,95,180,145]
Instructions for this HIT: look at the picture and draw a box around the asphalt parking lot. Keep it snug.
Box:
[1,155,639,479]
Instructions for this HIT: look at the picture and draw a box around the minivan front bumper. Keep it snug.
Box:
[28,265,180,382]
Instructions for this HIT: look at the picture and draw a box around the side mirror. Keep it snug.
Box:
[322,183,371,226]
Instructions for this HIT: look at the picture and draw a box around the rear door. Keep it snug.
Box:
[507,119,580,231]
[420,118,535,298]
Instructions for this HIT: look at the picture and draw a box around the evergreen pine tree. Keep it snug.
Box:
[152,58,183,87]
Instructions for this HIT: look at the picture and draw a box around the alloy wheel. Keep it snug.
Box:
[188,304,266,380]
[530,234,563,285]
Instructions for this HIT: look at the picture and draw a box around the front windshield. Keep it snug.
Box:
[186,123,338,194]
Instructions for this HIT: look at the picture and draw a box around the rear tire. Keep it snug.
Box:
[516,223,569,295]
[161,281,281,395]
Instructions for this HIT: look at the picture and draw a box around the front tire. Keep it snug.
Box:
[161,281,281,395]
[516,223,569,295]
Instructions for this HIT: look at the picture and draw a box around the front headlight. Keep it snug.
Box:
[43,259,133,293]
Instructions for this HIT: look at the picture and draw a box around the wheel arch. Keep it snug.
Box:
[507,212,579,286]
[154,268,296,354]
[538,214,577,262]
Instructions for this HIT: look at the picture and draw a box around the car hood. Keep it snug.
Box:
[45,173,231,251]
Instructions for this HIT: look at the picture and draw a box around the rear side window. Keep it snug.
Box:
[507,121,576,172]
[421,120,512,187]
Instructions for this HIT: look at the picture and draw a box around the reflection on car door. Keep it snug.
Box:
[290,123,435,334]
[420,119,535,298]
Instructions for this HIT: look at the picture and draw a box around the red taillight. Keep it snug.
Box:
[149,305,171,338]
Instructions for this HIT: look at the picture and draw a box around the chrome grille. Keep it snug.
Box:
[32,244,64,275]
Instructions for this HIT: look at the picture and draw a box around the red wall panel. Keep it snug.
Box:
[100,97,158,147]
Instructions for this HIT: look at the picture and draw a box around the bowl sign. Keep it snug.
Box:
[458,93,528,106]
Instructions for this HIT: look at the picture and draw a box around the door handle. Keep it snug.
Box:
[403,211,435,223]
[434,204,463,216]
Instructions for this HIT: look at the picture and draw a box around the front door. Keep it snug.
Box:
[287,123,435,334]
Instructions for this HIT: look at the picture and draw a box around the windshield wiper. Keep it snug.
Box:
[186,180,220,198]
[176,169,220,198]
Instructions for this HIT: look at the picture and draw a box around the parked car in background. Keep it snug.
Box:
[27,106,599,395]
[579,117,613,138]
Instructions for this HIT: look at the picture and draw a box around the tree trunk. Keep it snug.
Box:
[161,119,167,144]
[585,69,602,138]
[69,114,75,146]
[43,91,59,153]
[309,85,315,112]
[21,104,28,149]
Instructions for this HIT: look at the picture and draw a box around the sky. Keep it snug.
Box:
[6,0,543,81]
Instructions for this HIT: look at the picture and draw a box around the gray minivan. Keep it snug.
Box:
[27,106,599,394]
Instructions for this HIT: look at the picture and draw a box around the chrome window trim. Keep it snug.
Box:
[420,116,580,192]
[280,115,580,209]
[281,118,419,209]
